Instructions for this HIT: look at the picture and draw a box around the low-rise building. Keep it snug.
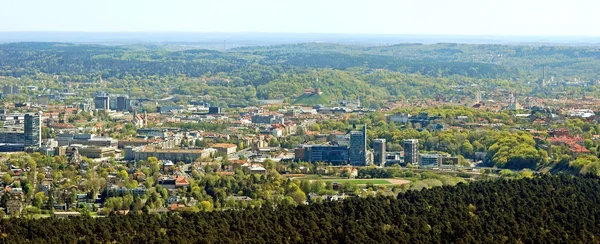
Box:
[212,143,237,155]
[130,146,215,163]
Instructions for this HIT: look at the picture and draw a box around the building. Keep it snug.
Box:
[212,143,237,154]
[349,124,367,166]
[5,193,23,217]
[388,113,409,123]
[403,139,419,165]
[373,139,386,166]
[157,106,181,114]
[3,85,19,95]
[208,107,221,114]
[24,112,42,149]
[79,99,95,112]
[116,96,130,111]
[419,154,445,167]
[56,134,118,147]
[129,146,216,163]
[251,115,284,125]
[0,131,25,144]
[299,145,349,165]
[76,146,116,158]
[441,157,460,166]
[132,111,148,129]
[94,96,110,110]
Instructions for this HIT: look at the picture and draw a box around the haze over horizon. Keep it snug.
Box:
[1,0,599,37]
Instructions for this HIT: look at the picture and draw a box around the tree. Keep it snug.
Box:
[199,201,214,212]
[289,189,307,205]
[117,170,129,181]
[33,192,46,208]
[268,138,279,147]
[2,174,13,184]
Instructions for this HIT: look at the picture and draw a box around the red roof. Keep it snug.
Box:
[175,176,190,186]
[570,144,591,153]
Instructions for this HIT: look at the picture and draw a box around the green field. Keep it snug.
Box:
[320,179,391,185]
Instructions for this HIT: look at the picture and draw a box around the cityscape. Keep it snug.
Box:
[1,0,600,242]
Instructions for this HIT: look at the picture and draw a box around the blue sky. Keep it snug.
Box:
[0,0,598,36]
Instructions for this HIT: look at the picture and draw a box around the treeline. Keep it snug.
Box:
[2,175,600,243]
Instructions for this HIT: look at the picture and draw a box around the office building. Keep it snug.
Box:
[116,96,130,111]
[349,124,367,166]
[0,131,25,144]
[24,112,42,148]
[208,107,221,114]
[297,145,349,165]
[373,139,386,166]
[419,154,444,167]
[94,96,110,110]
[3,85,19,95]
[56,134,118,147]
[403,139,419,165]
[251,115,284,125]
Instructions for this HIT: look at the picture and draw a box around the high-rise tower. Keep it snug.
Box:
[349,124,367,166]
[24,112,42,148]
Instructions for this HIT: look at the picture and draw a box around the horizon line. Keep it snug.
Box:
[1,31,600,38]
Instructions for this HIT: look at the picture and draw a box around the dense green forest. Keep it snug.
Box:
[1,42,600,106]
[2,175,600,243]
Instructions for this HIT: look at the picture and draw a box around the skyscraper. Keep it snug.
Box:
[24,112,42,148]
[403,139,419,166]
[373,138,386,166]
[349,124,367,166]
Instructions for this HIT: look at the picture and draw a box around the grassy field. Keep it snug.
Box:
[320,179,392,185]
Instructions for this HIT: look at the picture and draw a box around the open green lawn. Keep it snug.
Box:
[320,179,391,185]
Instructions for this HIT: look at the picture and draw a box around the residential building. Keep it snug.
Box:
[373,139,386,166]
[403,139,419,165]
[349,124,367,166]
[212,143,237,154]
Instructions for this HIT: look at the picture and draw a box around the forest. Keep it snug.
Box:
[2,42,600,107]
[2,175,600,243]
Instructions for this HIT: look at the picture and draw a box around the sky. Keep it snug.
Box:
[0,0,599,36]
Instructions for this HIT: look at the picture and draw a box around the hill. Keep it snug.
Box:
[292,92,329,105]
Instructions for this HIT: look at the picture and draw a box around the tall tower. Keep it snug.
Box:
[24,112,42,149]
[373,139,386,166]
[403,139,419,166]
[349,124,367,166]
